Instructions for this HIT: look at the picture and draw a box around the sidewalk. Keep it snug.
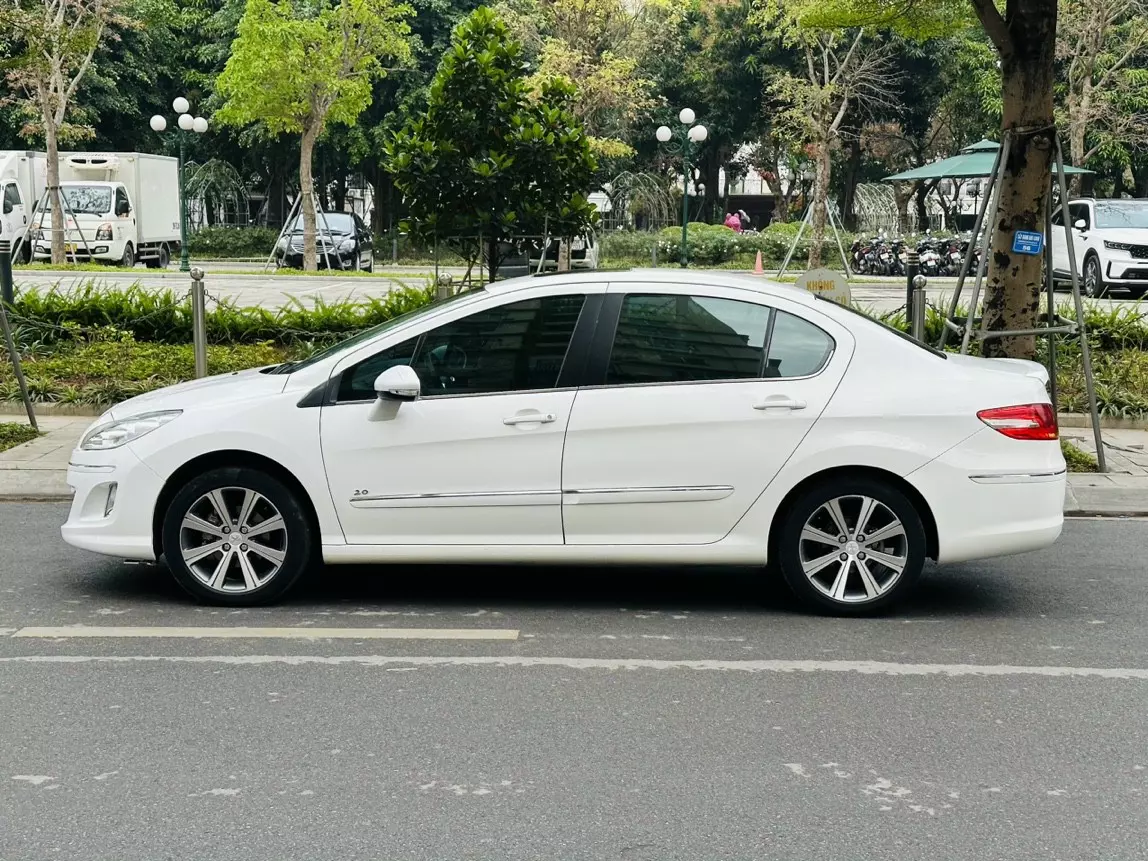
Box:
[1,414,1146,515]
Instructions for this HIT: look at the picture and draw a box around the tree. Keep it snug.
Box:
[1057,0,1148,194]
[1,0,131,263]
[385,6,598,281]
[757,2,898,266]
[215,0,413,270]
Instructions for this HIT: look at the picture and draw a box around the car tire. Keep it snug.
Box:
[121,242,135,269]
[1083,254,1106,298]
[775,476,927,616]
[161,467,314,606]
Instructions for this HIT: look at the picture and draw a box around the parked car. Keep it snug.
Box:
[1051,198,1148,298]
[275,211,373,271]
[61,270,1064,615]
[527,234,599,271]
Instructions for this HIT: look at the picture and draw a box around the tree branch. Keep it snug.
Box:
[970,0,1012,56]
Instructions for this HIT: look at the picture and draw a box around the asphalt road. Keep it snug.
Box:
[1,503,1147,860]
[13,265,1145,314]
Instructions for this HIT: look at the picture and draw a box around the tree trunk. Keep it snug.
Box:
[1067,80,1091,197]
[807,141,831,269]
[892,183,912,234]
[45,119,65,265]
[981,0,1058,360]
[299,123,319,272]
[841,137,861,231]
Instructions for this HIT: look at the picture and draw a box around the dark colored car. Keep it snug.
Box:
[275,211,374,271]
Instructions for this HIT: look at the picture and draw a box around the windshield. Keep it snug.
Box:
[816,296,948,359]
[269,288,485,374]
[1094,200,1148,230]
[45,186,113,215]
[288,213,355,235]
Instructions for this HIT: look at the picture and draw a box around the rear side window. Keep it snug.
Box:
[765,311,834,378]
[606,294,771,385]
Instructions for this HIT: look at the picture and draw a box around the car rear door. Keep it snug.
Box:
[560,282,854,545]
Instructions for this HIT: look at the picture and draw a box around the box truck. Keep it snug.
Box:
[0,150,48,263]
[30,152,181,268]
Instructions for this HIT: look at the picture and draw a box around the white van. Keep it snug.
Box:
[30,152,181,268]
[0,151,47,262]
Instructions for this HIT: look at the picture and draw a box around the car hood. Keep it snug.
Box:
[1093,227,1148,243]
[103,367,290,421]
[946,354,1050,385]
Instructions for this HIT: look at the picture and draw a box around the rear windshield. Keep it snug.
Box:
[815,297,948,359]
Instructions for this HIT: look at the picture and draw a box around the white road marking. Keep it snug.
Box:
[10,626,519,641]
[0,654,1145,679]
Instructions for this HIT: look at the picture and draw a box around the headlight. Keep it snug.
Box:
[80,410,182,451]
[339,239,356,253]
[1104,240,1132,251]
[95,223,113,240]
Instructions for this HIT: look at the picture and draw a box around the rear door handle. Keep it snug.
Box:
[503,412,557,425]
[753,397,807,411]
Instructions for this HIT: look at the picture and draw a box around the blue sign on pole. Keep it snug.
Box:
[1012,230,1044,256]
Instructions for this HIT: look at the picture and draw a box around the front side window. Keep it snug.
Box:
[338,294,585,400]
[1069,203,1091,230]
[114,187,129,214]
[4,184,21,207]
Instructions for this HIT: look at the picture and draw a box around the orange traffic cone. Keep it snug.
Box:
[753,250,764,275]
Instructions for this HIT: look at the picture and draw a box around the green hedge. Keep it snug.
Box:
[187,226,282,259]
[10,282,435,347]
[599,222,853,267]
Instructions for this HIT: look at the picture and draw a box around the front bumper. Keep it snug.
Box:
[1105,260,1148,285]
[60,446,165,560]
[33,242,115,262]
[277,250,358,270]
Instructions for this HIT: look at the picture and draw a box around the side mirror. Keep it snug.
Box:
[1074,219,1087,230]
[373,365,421,402]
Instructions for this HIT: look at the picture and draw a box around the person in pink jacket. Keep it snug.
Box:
[724,212,743,232]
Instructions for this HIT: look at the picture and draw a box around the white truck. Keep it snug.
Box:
[30,152,181,268]
[0,150,48,263]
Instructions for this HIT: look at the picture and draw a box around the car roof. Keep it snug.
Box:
[483,268,818,306]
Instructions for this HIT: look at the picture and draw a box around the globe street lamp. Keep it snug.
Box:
[656,108,708,267]
[150,97,208,272]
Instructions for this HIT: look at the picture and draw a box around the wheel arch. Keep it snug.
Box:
[152,449,322,559]
[766,465,939,563]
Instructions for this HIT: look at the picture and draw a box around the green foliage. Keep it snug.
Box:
[0,423,41,452]
[8,282,436,347]
[386,6,599,273]
[188,226,283,258]
[215,0,415,137]
[600,223,853,266]
[1060,438,1098,473]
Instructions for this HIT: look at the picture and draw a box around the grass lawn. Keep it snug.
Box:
[0,422,41,452]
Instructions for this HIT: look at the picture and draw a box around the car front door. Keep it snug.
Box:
[560,283,853,545]
[320,285,601,545]
[3,183,25,247]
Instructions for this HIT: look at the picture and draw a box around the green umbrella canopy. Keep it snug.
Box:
[883,140,1091,182]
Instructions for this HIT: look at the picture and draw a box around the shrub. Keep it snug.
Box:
[599,221,854,267]
[188,226,282,259]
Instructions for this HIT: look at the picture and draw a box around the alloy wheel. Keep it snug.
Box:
[179,486,288,593]
[797,494,908,603]
[1083,258,1099,297]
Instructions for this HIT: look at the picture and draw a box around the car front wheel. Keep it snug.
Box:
[776,477,927,615]
[1083,255,1107,298]
[161,467,314,606]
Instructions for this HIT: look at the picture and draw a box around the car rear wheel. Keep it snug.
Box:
[776,477,927,616]
[162,467,313,606]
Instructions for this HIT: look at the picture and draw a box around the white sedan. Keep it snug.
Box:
[61,270,1066,615]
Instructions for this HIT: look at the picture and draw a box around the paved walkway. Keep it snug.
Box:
[2,414,1145,515]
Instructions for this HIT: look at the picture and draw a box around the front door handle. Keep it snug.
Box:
[753,397,807,411]
[503,412,557,426]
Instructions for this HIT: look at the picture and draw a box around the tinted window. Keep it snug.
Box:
[765,311,834,377]
[339,294,585,400]
[288,212,354,234]
[606,294,771,385]
[337,336,420,401]
[4,184,21,207]
[1069,203,1091,229]
[1051,208,1063,226]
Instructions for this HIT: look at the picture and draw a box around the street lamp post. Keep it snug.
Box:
[150,98,208,272]
[656,108,708,268]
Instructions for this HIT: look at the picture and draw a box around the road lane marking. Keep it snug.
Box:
[0,654,1146,679]
[10,626,519,641]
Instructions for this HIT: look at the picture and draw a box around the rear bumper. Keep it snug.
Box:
[908,430,1065,564]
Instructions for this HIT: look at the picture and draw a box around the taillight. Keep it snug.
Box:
[977,403,1058,440]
